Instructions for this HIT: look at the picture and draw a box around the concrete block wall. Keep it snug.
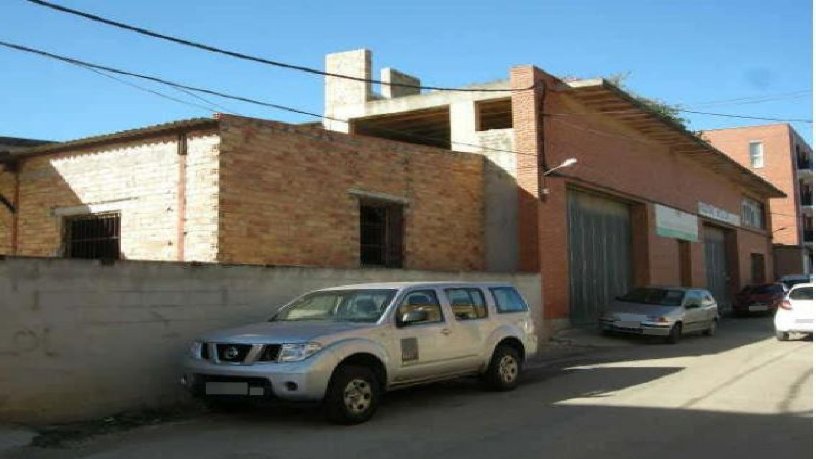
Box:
[0,256,541,423]
[216,115,485,271]
[8,131,220,262]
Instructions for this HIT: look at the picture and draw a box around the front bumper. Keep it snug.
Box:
[599,319,673,336]
[181,349,339,402]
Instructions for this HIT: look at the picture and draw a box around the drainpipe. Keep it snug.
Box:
[0,155,20,254]
[176,133,188,261]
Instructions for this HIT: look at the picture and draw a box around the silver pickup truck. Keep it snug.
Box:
[181,282,537,424]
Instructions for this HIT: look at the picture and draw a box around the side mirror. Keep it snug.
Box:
[399,309,429,326]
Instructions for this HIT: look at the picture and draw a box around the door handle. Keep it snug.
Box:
[441,328,452,335]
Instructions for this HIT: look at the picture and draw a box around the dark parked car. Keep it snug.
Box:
[733,283,787,316]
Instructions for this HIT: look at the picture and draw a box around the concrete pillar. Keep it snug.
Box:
[449,101,479,154]
[324,49,373,132]
[380,68,420,99]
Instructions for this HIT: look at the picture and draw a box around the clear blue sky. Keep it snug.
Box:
[1,0,812,143]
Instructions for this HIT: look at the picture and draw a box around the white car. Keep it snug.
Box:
[774,283,813,341]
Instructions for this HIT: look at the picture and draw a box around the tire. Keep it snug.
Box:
[702,319,717,336]
[665,323,682,344]
[776,331,789,341]
[483,344,522,391]
[323,365,381,425]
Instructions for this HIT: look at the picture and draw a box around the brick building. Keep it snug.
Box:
[324,49,784,333]
[0,115,485,272]
[702,124,812,277]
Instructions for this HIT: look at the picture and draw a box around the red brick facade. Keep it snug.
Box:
[0,116,485,272]
[510,67,779,327]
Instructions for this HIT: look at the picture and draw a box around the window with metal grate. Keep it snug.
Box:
[65,212,121,259]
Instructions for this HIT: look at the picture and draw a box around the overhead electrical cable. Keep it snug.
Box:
[24,0,530,93]
[0,40,540,158]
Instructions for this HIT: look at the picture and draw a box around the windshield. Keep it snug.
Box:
[618,288,686,306]
[272,289,397,323]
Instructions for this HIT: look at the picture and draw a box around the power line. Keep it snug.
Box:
[684,90,811,109]
[0,40,538,158]
[24,0,530,94]
[78,64,218,114]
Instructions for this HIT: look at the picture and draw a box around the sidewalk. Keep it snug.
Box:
[526,327,636,370]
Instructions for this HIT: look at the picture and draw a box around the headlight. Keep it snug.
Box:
[188,341,203,359]
[278,343,322,362]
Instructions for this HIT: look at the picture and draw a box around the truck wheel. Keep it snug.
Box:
[483,345,521,391]
[324,365,381,424]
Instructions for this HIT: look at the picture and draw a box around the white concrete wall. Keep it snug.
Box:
[0,256,541,423]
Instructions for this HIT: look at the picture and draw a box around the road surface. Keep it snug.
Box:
[5,316,812,459]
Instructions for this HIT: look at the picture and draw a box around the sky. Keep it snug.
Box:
[0,0,812,143]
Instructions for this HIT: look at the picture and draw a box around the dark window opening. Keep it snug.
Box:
[476,98,513,131]
[352,107,451,149]
[65,213,121,259]
[360,202,404,268]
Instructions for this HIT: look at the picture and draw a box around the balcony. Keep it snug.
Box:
[797,157,813,181]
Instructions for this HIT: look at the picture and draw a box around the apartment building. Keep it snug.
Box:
[703,124,812,276]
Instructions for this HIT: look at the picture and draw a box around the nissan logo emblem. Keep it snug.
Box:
[224,346,240,360]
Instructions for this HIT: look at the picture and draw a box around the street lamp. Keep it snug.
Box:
[542,157,577,177]
[539,158,577,197]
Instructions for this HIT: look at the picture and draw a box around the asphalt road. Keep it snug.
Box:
[6,316,812,459]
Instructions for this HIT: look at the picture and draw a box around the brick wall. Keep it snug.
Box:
[703,124,800,246]
[510,67,777,320]
[217,115,485,271]
[0,170,13,254]
[9,131,219,261]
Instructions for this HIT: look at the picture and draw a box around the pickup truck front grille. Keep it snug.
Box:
[215,343,253,363]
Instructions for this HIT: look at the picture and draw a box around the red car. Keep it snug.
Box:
[733,283,787,317]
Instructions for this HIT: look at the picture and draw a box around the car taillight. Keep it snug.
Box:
[779,300,793,310]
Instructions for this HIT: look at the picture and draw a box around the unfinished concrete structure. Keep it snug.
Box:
[324,49,785,334]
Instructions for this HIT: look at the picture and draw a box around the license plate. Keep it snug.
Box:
[748,305,767,312]
[206,382,248,395]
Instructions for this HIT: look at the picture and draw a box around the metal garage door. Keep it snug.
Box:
[567,190,633,325]
[703,226,730,308]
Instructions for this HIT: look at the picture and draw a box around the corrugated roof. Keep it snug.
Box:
[564,79,786,199]
[8,117,218,159]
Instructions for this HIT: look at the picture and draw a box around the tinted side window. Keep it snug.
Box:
[490,287,528,313]
[790,287,813,301]
[397,290,443,325]
[684,291,703,306]
[445,288,488,320]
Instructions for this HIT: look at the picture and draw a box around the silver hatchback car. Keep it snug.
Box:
[181,282,537,423]
[599,287,719,343]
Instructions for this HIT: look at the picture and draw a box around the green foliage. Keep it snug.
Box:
[605,72,689,127]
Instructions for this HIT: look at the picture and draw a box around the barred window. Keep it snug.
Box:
[65,213,121,259]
